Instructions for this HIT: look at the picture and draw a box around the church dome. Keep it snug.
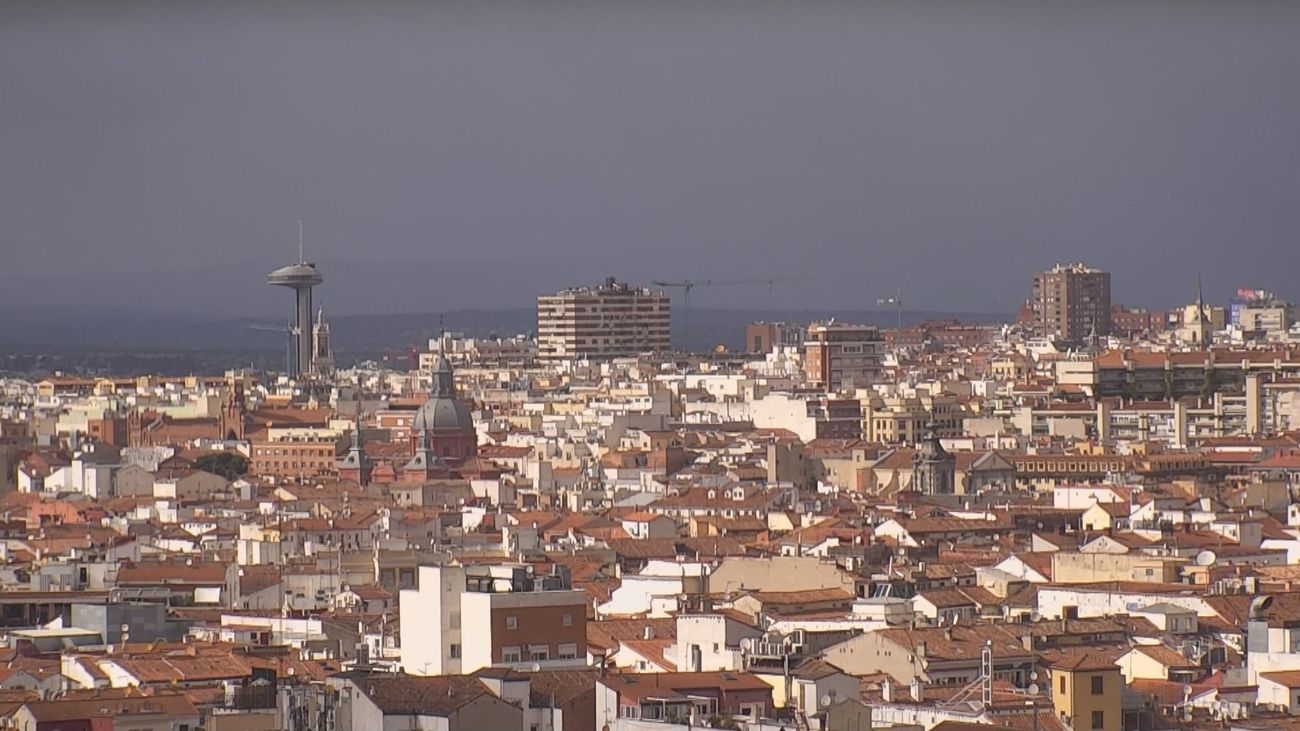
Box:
[412,356,473,433]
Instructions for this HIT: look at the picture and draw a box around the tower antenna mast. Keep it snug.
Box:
[297,219,305,264]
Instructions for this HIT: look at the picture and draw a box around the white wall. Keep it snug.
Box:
[1035,587,1211,620]
[400,565,460,676]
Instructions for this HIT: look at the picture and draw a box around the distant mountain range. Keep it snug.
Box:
[0,306,1009,376]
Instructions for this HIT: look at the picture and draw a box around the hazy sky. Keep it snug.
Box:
[3,1,1299,318]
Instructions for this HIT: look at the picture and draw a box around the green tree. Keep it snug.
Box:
[194,452,248,480]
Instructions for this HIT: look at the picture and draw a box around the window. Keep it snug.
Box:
[1060,676,1066,694]
[502,646,522,663]
[562,613,573,627]
[1091,711,1104,730]
[530,645,550,661]
[619,706,639,719]
[449,644,461,659]
[558,643,578,659]
[1091,675,1104,695]
[505,616,518,630]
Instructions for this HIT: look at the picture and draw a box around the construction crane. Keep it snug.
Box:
[241,321,297,372]
[651,277,802,351]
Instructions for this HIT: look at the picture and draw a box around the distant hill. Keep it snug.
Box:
[0,306,1009,376]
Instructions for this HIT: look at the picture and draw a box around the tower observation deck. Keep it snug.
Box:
[267,221,324,377]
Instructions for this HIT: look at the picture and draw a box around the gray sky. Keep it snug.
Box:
[3,0,1299,318]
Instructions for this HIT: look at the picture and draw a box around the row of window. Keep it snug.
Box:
[1015,461,1124,473]
[501,644,579,662]
[504,614,573,629]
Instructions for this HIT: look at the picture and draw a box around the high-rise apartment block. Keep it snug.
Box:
[1031,263,1111,342]
[804,322,884,392]
[537,278,670,361]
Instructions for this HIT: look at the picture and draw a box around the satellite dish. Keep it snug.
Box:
[1183,684,1193,697]
[1028,683,1040,695]
[1195,550,1217,567]
[821,694,833,707]
[531,662,542,672]
[740,638,753,652]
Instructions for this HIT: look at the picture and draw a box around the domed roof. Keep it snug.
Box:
[412,397,473,432]
[267,262,324,285]
[412,356,473,433]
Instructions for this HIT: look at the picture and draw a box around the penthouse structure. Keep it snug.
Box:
[1031,262,1111,342]
[537,278,670,361]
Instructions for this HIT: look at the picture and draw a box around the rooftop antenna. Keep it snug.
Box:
[297,219,305,264]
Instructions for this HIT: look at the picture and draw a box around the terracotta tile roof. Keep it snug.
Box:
[523,668,602,706]
[345,674,495,716]
[1261,671,1300,688]
[1132,644,1198,669]
[619,639,677,670]
[877,625,1032,662]
[1128,678,1217,706]
[588,618,676,650]
[21,693,198,722]
[598,671,773,702]
[744,588,854,605]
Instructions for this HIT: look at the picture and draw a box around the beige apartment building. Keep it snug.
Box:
[537,277,670,361]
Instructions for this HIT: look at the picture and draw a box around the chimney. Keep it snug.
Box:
[881,678,893,703]
[643,626,655,640]
[910,678,924,703]
[916,641,927,658]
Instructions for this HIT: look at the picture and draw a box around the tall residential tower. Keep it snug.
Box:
[1031,262,1111,343]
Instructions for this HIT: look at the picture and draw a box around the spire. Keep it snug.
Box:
[431,355,456,399]
[1194,274,1210,351]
